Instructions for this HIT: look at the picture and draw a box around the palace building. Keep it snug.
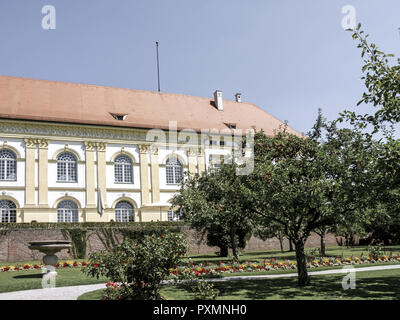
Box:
[0,75,299,223]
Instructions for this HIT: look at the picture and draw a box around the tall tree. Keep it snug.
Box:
[171,163,254,260]
[245,119,379,286]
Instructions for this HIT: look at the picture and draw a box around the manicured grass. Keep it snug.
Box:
[0,268,107,293]
[186,245,400,265]
[2,245,399,295]
[78,268,400,300]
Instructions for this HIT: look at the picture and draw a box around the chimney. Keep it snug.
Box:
[214,90,223,111]
[235,93,242,103]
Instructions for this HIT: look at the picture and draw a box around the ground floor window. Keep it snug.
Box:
[115,201,134,222]
[0,200,16,223]
[167,210,181,221]
[57,200,78,222]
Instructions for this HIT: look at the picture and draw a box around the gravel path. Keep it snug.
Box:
[0,283,106,300]
[0,264,399,300]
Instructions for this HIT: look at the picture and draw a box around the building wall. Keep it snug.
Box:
[0,119,235,223]
[0,227,340,262]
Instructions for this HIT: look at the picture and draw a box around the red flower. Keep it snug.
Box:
[94,264,99,268]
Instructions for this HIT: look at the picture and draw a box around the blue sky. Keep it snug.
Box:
[0,1,399,134]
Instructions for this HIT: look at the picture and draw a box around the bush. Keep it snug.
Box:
[305,248,320,260]
[368,245,384,260]
[83,232,188,300]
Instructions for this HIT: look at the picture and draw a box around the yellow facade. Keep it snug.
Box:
[0,119,234,223]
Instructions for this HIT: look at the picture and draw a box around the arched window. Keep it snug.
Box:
[115,201,134,222]
[114,155,133,183]
[0,149,17,181]
[57,200,78,222]
[166,157,183,184]
[0,200,17,223]
[57,152,77,182]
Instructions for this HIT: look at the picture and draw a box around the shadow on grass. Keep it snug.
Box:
[13,273,42,279]
[173,272,400,300]
[222,275,400,300]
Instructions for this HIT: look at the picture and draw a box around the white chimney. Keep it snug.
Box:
[235,93,242,103]
[214,90,223,111]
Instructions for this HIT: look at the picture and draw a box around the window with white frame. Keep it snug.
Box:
[209,154,223,171]
[57,152,77,182]
[0,149,17,181]
[115,201,134,222]
[57,200,78,222]
[114,155,133,183]
[166,157,183,184]
[167,210,181,221]
[0,200,16,223]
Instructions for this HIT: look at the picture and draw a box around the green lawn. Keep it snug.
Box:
[78,268,400,300]
[187,245,400,264]
[1,245,399,295]
[0,268,107,293]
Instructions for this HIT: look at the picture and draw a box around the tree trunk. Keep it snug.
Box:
[230,229,239,261]
[320,232,326,257]
[294,239,310,286]
[219,245,228,257]
[289,238,294,252]
[278,235,284,253]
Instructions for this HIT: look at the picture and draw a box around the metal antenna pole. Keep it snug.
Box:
[156,41,160,92]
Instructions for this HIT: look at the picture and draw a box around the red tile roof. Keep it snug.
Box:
[0,75,301,136]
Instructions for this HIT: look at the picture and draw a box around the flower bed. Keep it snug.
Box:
[0,260,88,272]
[168,253,400,277]
[1,253,400,275]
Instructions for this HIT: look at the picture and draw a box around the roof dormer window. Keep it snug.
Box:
[110,113,127,121]
[225,123,237,129]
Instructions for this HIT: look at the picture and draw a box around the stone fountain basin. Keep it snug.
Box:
[28,240,72,266]
[28,240,72,254]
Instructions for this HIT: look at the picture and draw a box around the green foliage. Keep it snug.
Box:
[341,24,400,132]
[61,228,87,259]
[190,280,219,300]
[172,163,254,260]
[94,227,120,251]
[119,224,182,242]
[245,115,380,285]
[367,245,384,260]
[305,248,320,260]
[82,232,188,300]
[0,221,185,230]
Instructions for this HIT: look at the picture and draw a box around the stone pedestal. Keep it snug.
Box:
[28,240,72,287]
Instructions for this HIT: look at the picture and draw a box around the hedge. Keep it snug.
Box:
[0,221,186,230]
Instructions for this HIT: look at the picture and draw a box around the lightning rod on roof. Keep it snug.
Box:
[156,41,161,92]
